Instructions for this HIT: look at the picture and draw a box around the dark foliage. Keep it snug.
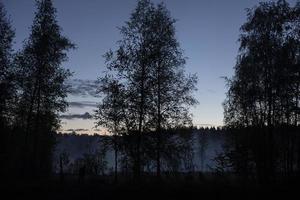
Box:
[221,0,300,184]
[0,0,74,180]
[95,0,197,181]
[0,0,299,197]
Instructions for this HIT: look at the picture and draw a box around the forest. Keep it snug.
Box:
[0,0,299,199]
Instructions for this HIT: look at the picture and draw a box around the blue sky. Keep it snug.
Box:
[3,0,297,134]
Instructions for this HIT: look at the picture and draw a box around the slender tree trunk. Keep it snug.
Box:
[156,62,161,180]
[32,63,44,177]
[295,82,299,126]
[59,155,64,183]
[114,134,118,183]
[136,63,146,181]
[25,81,38,146]
[23,76,39,177]
[156,124,161,180]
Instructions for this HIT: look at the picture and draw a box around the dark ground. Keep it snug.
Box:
[1,176,299,200]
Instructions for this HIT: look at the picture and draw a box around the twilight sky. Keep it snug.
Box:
[3,0,297,134]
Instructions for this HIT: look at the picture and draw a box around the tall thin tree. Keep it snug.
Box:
[0,1,15,178]
[146,3,198,178]
[15,0,74,177]
[99,0,198,180]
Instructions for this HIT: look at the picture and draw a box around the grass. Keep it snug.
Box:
[1,174,299,200]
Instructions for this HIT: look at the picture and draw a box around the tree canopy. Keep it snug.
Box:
[96,0,198,179]
[224,0,300,128]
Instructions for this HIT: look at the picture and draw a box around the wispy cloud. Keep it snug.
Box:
[68,101,98,108]
[67,79,99,97]
[65,128,90,132]
[60,112,93,120]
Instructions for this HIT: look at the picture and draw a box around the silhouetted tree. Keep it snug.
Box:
[102,0,157,180]
[144,2,198,179]
[141,128,195,177]
[59,150,69,183]
[0,1,15,123]
[100,0,197,181]
[223,0,300,183]
[95,75,127,182]
[224,0,299,128]
[14,0,74,178]
[198,132,208,171]
[0,1,15,178]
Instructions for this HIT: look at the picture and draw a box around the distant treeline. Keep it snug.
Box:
[54,127,225,182]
